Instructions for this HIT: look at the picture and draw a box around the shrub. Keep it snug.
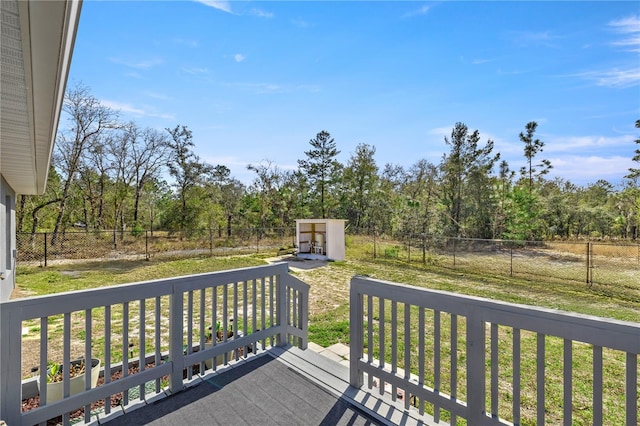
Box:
[384,246,400,258]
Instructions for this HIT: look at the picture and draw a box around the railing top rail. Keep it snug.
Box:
[2,263,289,321]
[284,274,311,293]
[2,262,306,425]
[351,275,640,353]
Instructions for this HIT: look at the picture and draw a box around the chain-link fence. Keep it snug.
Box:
[17,228,639,297]
[17,227,297,266]
[354,232,639,291]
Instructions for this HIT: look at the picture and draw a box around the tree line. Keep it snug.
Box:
[17,84,640,244]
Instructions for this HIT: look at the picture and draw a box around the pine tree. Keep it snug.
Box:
[297,131,342,218]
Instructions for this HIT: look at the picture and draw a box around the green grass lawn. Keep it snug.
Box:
[14,255,267,297]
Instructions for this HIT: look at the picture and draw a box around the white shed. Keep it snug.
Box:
[295,219,347,261]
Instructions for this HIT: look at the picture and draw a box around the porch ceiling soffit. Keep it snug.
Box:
[0,0,82,195]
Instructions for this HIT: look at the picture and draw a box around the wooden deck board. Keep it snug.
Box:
[102,350,384,425]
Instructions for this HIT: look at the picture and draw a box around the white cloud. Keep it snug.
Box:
[101,100,175,120]
[102,100,145,116]
[403,5,431,18]
[143,91,173,101]
[291,17,310,28]
[227,82,320,95]
[109,57,164,69]
[608,15,640,52]
[471,58,493,65]
[172,38,199,48]
[609,15,640,31]
[428,126,452,137]
[549,155,633,184]
[509,30,562,48]
[573,68,640,88]
[124,71,143,80]
[234,54,246,62]
[569,15,640,89]
[544,134,634,153]
[459,56,495,65]
[181,67,210,75]
[194,0,233,14]
[249,8,274,18]
[497,68,528,76]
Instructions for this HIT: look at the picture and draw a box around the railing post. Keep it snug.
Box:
[626,352,637,426]
[169,287,184,393]
[466,309,486,424]
[276,267,287,347]
[298,281,308,350]
[349,277,364,388]
[0,307,22,424]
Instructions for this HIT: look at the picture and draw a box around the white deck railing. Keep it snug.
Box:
[349,276,639,425]
[1,262,308,426]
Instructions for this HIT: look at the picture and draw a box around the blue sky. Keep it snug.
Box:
[67,1,640,187]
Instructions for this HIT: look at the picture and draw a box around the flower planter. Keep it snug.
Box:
[37,358,101,404]
[203,330,242,369]
[203,342,236,369]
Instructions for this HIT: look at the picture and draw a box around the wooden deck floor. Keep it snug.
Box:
[101,346,436,426]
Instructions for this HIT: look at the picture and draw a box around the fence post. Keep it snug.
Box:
[510,247,513,277]
[145,230,149,261]
[586,242,592,285]
[422,233,426,265]
[453,238,457,267]
[44,232,48,267]
[373,228,377,259]
[586,242,589,284]
[209,228,213,256]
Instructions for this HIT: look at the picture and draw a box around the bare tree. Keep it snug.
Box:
[78,133,112,229]
[247,160,283,231]
[165,125,213,235]
[106,125,136,234]
[51,83,117,245]
[130,126,169,228]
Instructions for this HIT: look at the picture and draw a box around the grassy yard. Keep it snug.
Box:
[14,245,639,425]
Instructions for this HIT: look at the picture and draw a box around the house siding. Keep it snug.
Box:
[0,176,16,301]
